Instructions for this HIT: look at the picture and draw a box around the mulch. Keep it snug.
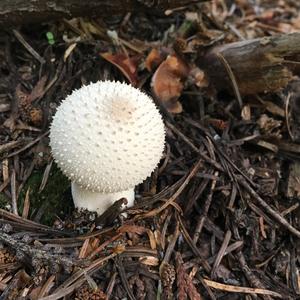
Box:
[0,1,300,299]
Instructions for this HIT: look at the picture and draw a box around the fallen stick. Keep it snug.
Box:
[202,32,300,95]
[0,0,206,26]
[238,176,300,239]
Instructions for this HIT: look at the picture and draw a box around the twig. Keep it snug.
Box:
[39,160,53,193]
[177,214,211,273]
[40,253,116,300]
[0,231,81,273]
[203,279,282,298]
[238,176,300,238]
[37,275,56,298]
[0,208,74,236]
[160,211,172,250]
[161,220,179,265]
[166,120,224,172]
[185,176,212,215]
[139,159,202,219]
[183,118,255,186]
[12,30,45,64]
[281,203,299,216]
[88,233,122,259]
[7,130,49,158]
[116,256,136,300]
[0,140,24,155]
[285,93,294,141]
[21,187,30,219]
[210,230,231,279]
[206,240,244,265]
[10,170,18,215]
[216,52,243,108]
[193,171,219,243]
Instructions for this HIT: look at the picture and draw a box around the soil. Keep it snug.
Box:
[0,1,300,299]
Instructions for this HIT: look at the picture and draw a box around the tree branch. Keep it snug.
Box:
[0,0,206,26]
[202,33,300,95]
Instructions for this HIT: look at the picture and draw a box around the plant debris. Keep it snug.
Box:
[1,0,300,299]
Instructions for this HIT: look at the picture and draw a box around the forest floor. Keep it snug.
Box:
[0,0,300,299]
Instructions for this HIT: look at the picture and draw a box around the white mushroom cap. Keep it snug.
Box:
[49,80,165,195]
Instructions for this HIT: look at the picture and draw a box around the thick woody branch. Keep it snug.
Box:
[202,33,300,95]
[0,0,206,26]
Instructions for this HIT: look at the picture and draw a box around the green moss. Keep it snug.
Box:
[19,165,72,225]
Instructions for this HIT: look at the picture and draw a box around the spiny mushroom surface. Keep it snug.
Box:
[49,80,165,214]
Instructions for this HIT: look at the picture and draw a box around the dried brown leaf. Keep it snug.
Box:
[145,48,165,72]
[27,75,47,103]
[151,54,190,114]
[100,52,139,86]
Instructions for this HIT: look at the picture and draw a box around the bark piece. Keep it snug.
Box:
[0,0,205,26]
[202,33,300,95]
[286,161,300,198]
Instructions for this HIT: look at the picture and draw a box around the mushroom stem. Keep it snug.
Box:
[71,182,135,215]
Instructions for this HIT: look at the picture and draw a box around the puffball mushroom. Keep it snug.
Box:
[49,80,165,215]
